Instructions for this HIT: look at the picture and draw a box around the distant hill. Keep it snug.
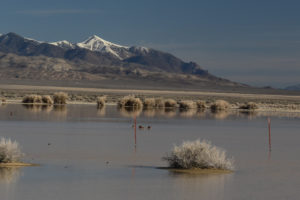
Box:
[0,32,245,90]
[285,84,300,91]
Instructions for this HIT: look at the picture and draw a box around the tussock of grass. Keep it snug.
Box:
[53,92,68,105]
[239,102,258,110]
[163,139,234,170]
[118,95,143,109]
[0,138,23,163]
[210,100,230,111]
[164,99,177,108]
[22,95,43,104]
[196,100,206,109]
[155,98,165,108]
[42,95,54,105]
[97,96,107,108]
[143,98,156,108]
[179,100,196,109]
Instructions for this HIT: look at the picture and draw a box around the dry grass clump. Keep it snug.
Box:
[118,95,143,109]
[155,98,165,108]
[97,96,107,108]
[0,138,23,163]
[179,100,196,109]
[42,95,54,105]
[143,98,156,109]
[210,100,230,111]
[163,139,234,170]
[53,92,68,105]
[239,102,258,110]
[164,99,177,108]
[22,94,43,104]
[196,100,206,109]
[1,98,6,103]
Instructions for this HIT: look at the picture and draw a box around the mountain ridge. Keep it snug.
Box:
[0,32,245,89]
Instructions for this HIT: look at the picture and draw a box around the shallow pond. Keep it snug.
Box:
[0,104,299,200]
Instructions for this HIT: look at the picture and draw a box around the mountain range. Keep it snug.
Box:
[0,32,244,90]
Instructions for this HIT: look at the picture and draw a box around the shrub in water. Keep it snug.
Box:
[97,96,107,108]
[179,100,196,109]
[22,95,43,104]
[0,138,23,163]
[196,100,206,109]
[118,95,143,109]
[164,99,177,108]
[42,95,54,105]
[154,98,165,108]
[163,139,234,170]
[210,100,230,111]
[239,102,258,110]
[143,98,156,109]
[53,92,68,105]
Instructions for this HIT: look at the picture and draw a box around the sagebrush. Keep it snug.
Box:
[97,96,107,108]
[239,102,258,110]
[53,92,68,105]
[164,99,177,108]
[163,139,234,170]
[0,138,23,163]
[179,100,196,109]
[210,100,230,111]
[118,95,143,108]
[22,95,43,104]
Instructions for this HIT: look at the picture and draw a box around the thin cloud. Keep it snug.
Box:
[16,9,102,15]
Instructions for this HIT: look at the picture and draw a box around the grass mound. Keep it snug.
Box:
[22,95,43,104]
[155,98,165,108]
[179,100,196,109]
[143,98,156,109]
[164,99,177,108]
[118,95,143,109]
[210,100,230,111]
[53,92,68,105]
[0,138,23,163]
[239,102,258,110]
[196,100,206,109]
[97,96,107,108]
[42,95,54,105]
[163,139,234,170]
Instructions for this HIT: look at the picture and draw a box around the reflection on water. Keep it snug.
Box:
[210,110,230,120]
[119,107,142,117]
[22,104,53,113]
[169,172,232,200]
[0,167,20,184]
[97,106,106,116]
[179,108,198,118]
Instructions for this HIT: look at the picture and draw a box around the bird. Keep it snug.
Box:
[138,125,144,129]
[147,126,151,130]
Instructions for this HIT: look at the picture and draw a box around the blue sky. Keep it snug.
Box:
[0,0,299,88]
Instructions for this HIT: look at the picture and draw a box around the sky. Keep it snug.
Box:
[0,0,299,88]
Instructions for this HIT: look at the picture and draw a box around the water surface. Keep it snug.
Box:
[0,104,299,200]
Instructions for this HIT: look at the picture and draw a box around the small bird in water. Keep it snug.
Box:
[48,143,51,146]
[138,125,144,129]
[147,126,151,130]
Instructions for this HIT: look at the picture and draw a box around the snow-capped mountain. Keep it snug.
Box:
[50,40,75,49]
[50,35,133,59]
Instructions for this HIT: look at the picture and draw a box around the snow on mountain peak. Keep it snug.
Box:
[76,35,129,59]
[50,40,75,49]
[77,35,128,51]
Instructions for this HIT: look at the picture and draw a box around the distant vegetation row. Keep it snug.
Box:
[18,92,259,111]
